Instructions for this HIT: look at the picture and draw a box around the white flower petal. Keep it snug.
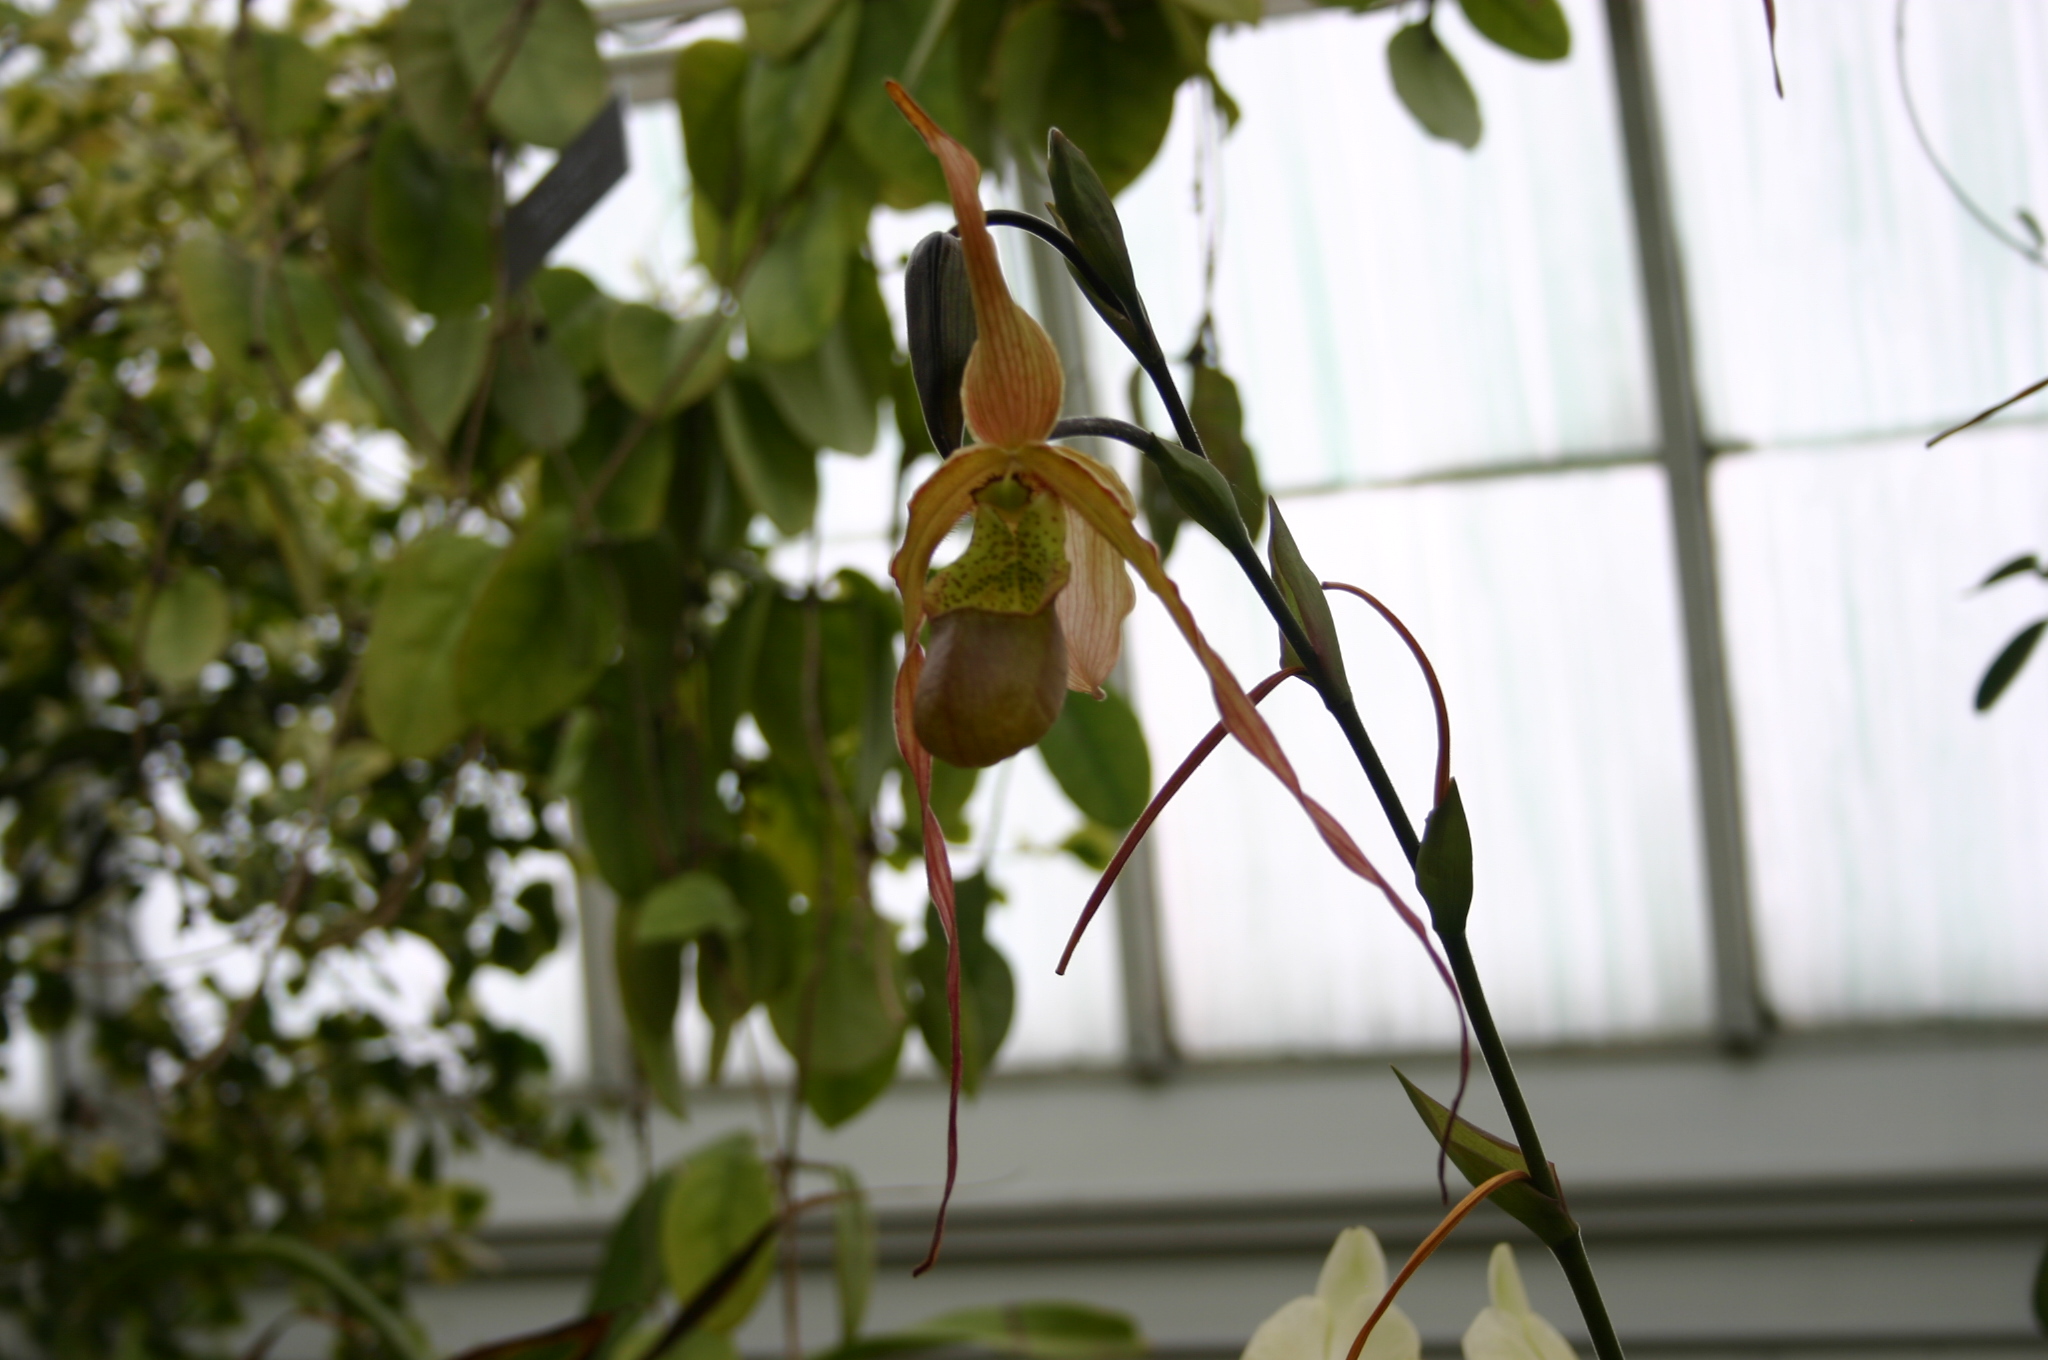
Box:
[1243,1296,1328,1360]
[1487,1244,1532,1315]
[1324,1291,1420,1360]
[1461,1307,1577,1360]
[1316,1228,1390,1312]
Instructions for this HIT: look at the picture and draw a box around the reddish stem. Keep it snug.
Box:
[1322,582,1451,808]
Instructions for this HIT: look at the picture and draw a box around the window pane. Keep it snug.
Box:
[1650,0,2048,448]
[1093,0,1655,490]
[1127,467,1712,1055]
[1715,428,2048,1023]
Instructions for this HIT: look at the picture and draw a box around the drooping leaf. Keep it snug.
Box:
[740,1,860,205]
[545,395,675,540]
[491,323,587,450]
[454,508,618,733]
[143,570,231,686]
[804,1024,903,1127]
[361,530,499,758]
[993,0,1192,194]
[713,374,818,536]
[660,1133,777,1333]
[532,267,616,377]
[756,324,876,455]
[604,304,731,418]
[450,0,610,148]
[740,191,859,363]
[1459,0,1570,61]
[838,0,977,208]
[828,1165,875,1343]
[638,871,747,944]
[1266,502,1345,691]
[745,0,843,60]
[676,40,752,216]
[586,1167,677,1357]
[1037,687,1151,830]
[1415,778,1473,935]
[368,118,494,315]
[1976,619,2047,712]
[392,0,477,153]
[1394,1069,1576,1247]
[226,28,327,141]
[769,908,904,1079]
[1388,19,1482,149]
[617,905,687,1117]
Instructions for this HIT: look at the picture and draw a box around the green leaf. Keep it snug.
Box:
[362,530,499,758]
[585,1168,677,1350]
[454,508,618,733]
[408,313,495,444]
[226,29,327,141]
[675,40,753,221]
[1169,0,1259,19]
[1266,502,1346,691]
[1458,0,1570,61]
[1058,821,1120,872]
[661,1133,778,1333]
[217,1236,433,1360]
[172,230,258,376]
[392,0,478,153]
[1415,779,1473,935]
[745,0,843,60]
[828,1166,875,1343]
[638,871,747,943]
[369,118,494,314]
[741,193,859,363]
[841,1303,1143,1360]
[1393,1069,1576,1247]
[1976,619,2047,712]
[756,323,877,455]
[1038,688,1150,830]
[335,285,491,446]
[994,0,1192,195]
[172,234,337,385]
[804,1024,903,1127]
[491,323,587,449]
[740,1,860,205]
[1189,363,1264,542]
[1979,552,2044,588]
[143,570,230,686]
[532,267,616,377]
[450,0,609,148]
[911,873,1013,1097]
[1046,129,1139,315]
[543,396,675,540]
[838,0,976,209]
[713,375,818,536]
[769,909,904,1079]
[1388,20,1482,149]
[617,908,687,1117]
[604,304,731,417]
[1143,436,1253,557]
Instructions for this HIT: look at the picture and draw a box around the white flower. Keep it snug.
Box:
[1242,1228,1420,1360]
[1462,1244,1577,1360]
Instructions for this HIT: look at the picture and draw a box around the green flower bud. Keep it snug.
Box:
[913,604,1068,768]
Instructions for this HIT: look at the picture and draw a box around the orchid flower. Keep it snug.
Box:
[1463,1245,1577,1360]
[1242,1228,1421,1360]
[885,82,1455,1274]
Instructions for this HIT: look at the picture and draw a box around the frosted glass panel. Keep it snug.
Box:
[1091,0,1655,490]
[1715,429,2048,1023]
[1114,468,1712,1055]
[1650,0,2048,448]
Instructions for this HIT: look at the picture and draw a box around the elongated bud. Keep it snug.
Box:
[905,231,976,457]
[913,606,1068,768]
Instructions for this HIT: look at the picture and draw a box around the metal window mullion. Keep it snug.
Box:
[1016,165,1181,1080]
[1603,0,1768,1049]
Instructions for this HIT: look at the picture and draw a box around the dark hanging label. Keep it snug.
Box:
[503,96,629,293]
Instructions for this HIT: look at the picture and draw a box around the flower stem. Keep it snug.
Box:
[1441,929,1625,1360]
